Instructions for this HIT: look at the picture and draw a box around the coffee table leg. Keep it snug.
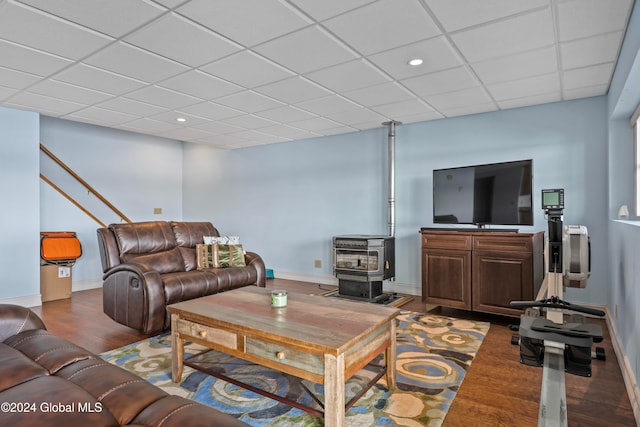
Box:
[324,352,345,427]
[385,320,397,390]
[171,315,184,382]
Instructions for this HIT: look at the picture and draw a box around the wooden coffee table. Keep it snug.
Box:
[167,286,400,427]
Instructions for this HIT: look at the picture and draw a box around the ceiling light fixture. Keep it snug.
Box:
[408,58,423,66]
[176,117,187,123]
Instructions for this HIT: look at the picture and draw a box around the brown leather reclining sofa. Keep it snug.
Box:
[0,304,247,427]
[97,221,266,334]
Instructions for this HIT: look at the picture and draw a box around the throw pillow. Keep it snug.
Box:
[196,243,246,269]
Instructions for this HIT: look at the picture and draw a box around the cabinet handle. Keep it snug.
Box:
[276,351,285,360]
[198,330,207,338]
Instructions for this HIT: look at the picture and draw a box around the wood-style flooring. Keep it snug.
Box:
[30,279,636,426]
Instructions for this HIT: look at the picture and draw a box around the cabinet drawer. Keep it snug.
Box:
[176,319,238,350]
[246,337,324,376]
[473,235,532,252]
[422,233,472,250]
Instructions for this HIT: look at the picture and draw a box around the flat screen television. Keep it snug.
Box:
[433,159,533,227]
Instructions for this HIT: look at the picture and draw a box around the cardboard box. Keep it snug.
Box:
[40,264,72,302]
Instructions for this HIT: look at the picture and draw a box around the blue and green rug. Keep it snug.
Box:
[101,311,489,426]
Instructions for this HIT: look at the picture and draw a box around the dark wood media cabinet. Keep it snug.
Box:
[420,228,544,317]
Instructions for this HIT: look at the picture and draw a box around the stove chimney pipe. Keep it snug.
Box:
[382,120,401,238]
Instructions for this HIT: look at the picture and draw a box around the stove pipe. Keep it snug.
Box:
[382,120,401,238]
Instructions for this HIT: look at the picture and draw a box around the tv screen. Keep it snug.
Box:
[433,159,533,226]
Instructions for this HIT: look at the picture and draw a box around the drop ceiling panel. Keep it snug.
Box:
[323,0,441,56]
[556,0,634,42]
[15,0,166,38]
[158,70,242,100]
[215,91,285,114]
[343,81,415,107]
[451,8,555,63]
[254,25,357,74]
[28,80,112,105]
[402,66,479,97]
[0,39,71,76]
[67,107,138,126]
[177,0,311,47]
[7,91,84,116]
[487,73,561,101]
[305,59,390,93]
[97,97,166,117]
[560,32,624,70]
[471,47,558,85]
[287,0,375,21]
[255,77,332,104]
[368,36,463,80]
[0,2,113,60]
[125,85,203,109]
[427,87,493,111]
[54,64,147,95]
[423,0,548,32]
[201,51,295,89]
[254,105,318,123]
[124,13,241,67]
[0,66,40,90]
[562,63,615,91]
[297,95,362,116]
[179,102,244,121]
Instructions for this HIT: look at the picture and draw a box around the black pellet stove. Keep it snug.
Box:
[332,235,395,303]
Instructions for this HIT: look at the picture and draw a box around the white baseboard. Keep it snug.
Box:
[0,294,43,308]
[603,305,640,424]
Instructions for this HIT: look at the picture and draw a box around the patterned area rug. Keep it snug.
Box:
[101,311,489,426]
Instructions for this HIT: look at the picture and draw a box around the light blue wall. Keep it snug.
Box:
[38,117,184,287]
[183,96,609,302]
[0,107,40,302]
[607,0,640,404]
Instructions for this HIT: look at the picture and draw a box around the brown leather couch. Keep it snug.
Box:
[97,221,266,334]
[0,304,247,427]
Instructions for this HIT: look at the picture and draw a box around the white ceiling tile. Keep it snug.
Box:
[66,106,138,125]
[177,0,311,47]
[323,0,441,55]
[255,77,332,104]
[305,59,390,93]
[120,117,182,133]
[324,107,386,125]
[179,102,244,121]
[192,120,243,135]
[29,80,113,105]
[158,70,242,100]
[427,87,493,111]
[15,0,166,38]
[54,64,147,95]
[441,102,498,118]
[343,82,415,107]
[149,110,211,127]
[487,73,560,101]
[287,0,376,21]
[371,99,435,118]
[563,84,609,101]
[556,0,634,42]
[125,85,202,109]
[0,2,113,60]
[289,116,344,132]
[97,97,166,117]
[254,25,357,74]
[0,66,40,89]
[297,95,361,115]
[402,66,479,97]
[0,39,72,76]
[497,92,561,110]
[560,32,624,70]
[423,0,548,32]
[221,114,277,130]
[562,63,614,91]
[254,105,317,123]
[368,36,463,80]
[451,8,555,63]
[201,51,295,89]
[85,42,189,83]
[159,126,216,142]
[0,86,19,101]
[125,13,240,67]
[215,91,285,113]
[7,91,84,116]
[472,47,558,85]
[259,123,319,140]
[393,109,443,124]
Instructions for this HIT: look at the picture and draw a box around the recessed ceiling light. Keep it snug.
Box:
[176,117,187,123]
[408,58,423,66]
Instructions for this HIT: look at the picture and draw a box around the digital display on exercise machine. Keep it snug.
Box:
[542,189,564,210]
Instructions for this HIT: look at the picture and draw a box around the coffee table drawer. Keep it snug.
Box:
[246,337,323,375]
[176,319,238,350]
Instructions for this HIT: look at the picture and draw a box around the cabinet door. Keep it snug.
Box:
[472,250,533,316]
[422,249,471,309]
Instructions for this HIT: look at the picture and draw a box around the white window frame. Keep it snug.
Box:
[633,104,640,217]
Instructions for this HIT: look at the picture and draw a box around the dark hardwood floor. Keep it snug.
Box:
[30,279,636,427]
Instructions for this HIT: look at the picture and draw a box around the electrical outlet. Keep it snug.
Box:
[153,207,162,215]
[314,259,322,268]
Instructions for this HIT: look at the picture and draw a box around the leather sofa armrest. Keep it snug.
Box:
[244,251,266,287]
[102,263,167,335]
[0,304,46,342]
